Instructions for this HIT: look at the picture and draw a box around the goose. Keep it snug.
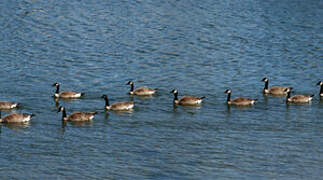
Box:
[52,82,84,98]
[284,88,314,103]
[317,81,323,97]
[170,89,205,106]
[0,111,34,123]
[262,77,290,95]
[126,81,157,96]
[101,95,134,111]
[57,106,97,121]
[0,101,19,110]
[224,89,257,106]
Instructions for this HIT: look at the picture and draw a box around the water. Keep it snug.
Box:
[0,0,322,179]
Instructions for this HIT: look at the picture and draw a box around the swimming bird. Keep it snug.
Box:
[317,81,323,97]
[52,82,84,98]
[0,112,34,123]
[57,106,97,121]
[0,101,19,110]
[262,77,290,95]
[101,95,134,111]
[224,89,257,106]
[126,81,157,96]
[284,88,314,103]
[170,89,205,106]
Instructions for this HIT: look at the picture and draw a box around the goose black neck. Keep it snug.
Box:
[320,84,323,94]
[56,85,60,94]
[61,108,67,120]
[226,92,231,102]
[264,81,269,90]
[173,92,178,102]
[130,84,134,92]
[286,91,291,102]
[104,97,110,106]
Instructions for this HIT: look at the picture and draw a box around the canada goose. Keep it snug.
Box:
[52,82,84,98]
[284,88,314,103]
[0,111,34,123]
[170,89,205,106]
[0,101,19,110]
[224,89,257,106]
[317,81,323,97]
[57,106,97,121]
[101,95,134,111]
[126,81,157,96]
[262,77,290,95]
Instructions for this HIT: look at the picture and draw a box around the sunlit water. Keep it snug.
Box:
[0,0,322,179]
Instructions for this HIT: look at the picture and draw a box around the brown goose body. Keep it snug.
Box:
[225,89,257,106]
[0,101,19,110]
[264,86,289,95]
[171,89,205,106]
[55,91,84,98]
[229,97,256,106]
[108,101,134,111]
[285,88,314,103]
[57,106,96,122]
[287,95,314,103]
[0,113,34,123]
[132,87,156,96]
[52,82,84,98]
[101,95,134,111]
[127,81,156,96]
[64,112,97,121]
[262,78,289,95]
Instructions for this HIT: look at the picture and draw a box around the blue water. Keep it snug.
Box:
[0,0,322,179]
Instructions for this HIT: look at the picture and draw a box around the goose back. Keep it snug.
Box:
[230,97,256,106]
[109,101,134,111]
[177,96,205,106]
[133,87,156,96]
[0,113,34,123]
[65,112,97,121]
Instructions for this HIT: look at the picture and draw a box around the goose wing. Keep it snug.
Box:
[289,95,313,102]
[134,87,156,95]
[231,97,256,105]
[111,101,134,110]
[67,112,97,121]
[178,96,204,105]
[268,86,288,95]
[0,101,18,109]
[59,91,83,98]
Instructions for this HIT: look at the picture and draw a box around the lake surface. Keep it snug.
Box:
[0,0,322,179]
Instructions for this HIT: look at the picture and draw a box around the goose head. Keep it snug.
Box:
[126,81,134,85]
[170,89,178,94]
[52,82,60,87]
[224,89,231,94]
